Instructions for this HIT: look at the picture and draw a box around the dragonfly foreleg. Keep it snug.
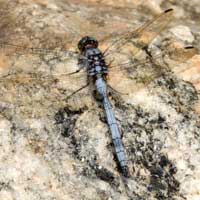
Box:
[106,58,115,68]
[67,64,85,76]
[66,82,89,100]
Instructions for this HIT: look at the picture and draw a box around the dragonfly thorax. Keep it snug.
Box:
[84,48,108,76]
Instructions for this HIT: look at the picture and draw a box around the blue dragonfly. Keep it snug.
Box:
[0,8,195,177]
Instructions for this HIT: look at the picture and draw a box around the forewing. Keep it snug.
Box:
[128,9,174,50]
[102,9,174,58]
[0,42,79,61]
[0,44,92,117]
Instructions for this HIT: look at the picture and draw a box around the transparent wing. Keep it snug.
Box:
[106,46,197,94]
[0,9,173,61]
[101,9,174,57]
[0,41,79,60]
[0,39,89,111]
[0,69,95,117]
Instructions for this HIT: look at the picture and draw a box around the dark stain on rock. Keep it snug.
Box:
[79,162,117,188]
[156,76,176,90]
[148,155,180,199]
[121,105,181,199]
[93,165,115,184]
[0,0,19,42]
[54,107,85,160]
[155,76,198,111]
[0,181,12,191]
[54,107,84,137]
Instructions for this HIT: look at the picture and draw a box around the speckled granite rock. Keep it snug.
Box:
[0,0,200,200]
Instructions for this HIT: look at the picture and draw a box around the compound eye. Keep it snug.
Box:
[91,39,98,48]
[78,39,86,52]
[78,36,98,52]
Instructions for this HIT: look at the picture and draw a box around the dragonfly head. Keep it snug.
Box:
[78,36,98,52]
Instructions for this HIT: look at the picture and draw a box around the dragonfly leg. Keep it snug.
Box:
[66,82,89,100]
[102,44,113,57]
[67,65,85,75]
[106,58,115,68]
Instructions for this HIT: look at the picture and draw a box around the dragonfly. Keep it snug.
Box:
[0,8,196,177]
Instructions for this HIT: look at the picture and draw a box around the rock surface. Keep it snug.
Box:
[0,0,200,200]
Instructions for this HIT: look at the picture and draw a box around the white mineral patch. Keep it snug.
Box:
[0,119,11,154]
[0,191,13,200]
[170,25,195,43]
